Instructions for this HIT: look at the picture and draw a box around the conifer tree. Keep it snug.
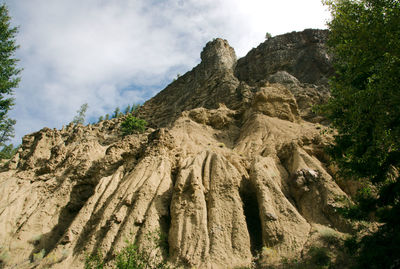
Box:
[124,105,131,115]
[72,103,88,125]
[113,107,121,118]
[0,4,21,145]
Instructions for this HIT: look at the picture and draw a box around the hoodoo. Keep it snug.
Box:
[0,29,355,268]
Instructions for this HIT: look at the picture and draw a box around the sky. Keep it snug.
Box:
[4,0,331,145]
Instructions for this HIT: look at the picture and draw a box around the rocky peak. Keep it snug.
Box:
[137,38,241,128]
[199,38,237,71]
[138,30,333,128]
[235,29,333,85]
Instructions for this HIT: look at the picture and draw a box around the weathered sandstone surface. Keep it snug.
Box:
[0,29,354,268]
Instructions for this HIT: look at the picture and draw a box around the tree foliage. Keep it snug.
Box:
[0,117,15,145]
[0,143,17,159]
[124,105,131,115]
[322,0,400,267]
[97,104,141,123]
[129,104,141,115]
[72,103,88,125]
[85,230,169,269]
[113,107,122,118]
[120,115,147,135]
[0,4,20,145]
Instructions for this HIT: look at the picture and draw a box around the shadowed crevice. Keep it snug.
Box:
[29,183,95,260]
[240,180,263,255]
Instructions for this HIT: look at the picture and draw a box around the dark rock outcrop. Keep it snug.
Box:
[235,29,333,85]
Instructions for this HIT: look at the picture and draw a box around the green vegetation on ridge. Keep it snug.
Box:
[321,0,400,268]
[98,104,141,123]
[120,115,147,135]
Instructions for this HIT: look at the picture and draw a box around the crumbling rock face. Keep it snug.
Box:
[251,84,300,122]
[235,29,333,85]
[169,151,252,268]
[0,29,354,269]
[267,71,331,123]
[137,38,241,128]
[235,29,333,123]
[200,38,237,72]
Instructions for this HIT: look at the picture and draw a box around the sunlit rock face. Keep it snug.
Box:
[0,29,353,269]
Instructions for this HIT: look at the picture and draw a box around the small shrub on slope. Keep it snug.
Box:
[85,231,169,269]
[120,115,147,135]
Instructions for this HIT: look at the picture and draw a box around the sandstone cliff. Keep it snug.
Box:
[0,29,354,269]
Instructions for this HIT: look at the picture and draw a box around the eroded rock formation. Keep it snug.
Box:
[0,29,354,269]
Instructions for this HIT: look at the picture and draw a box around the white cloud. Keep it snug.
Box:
[5,0,330,145]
